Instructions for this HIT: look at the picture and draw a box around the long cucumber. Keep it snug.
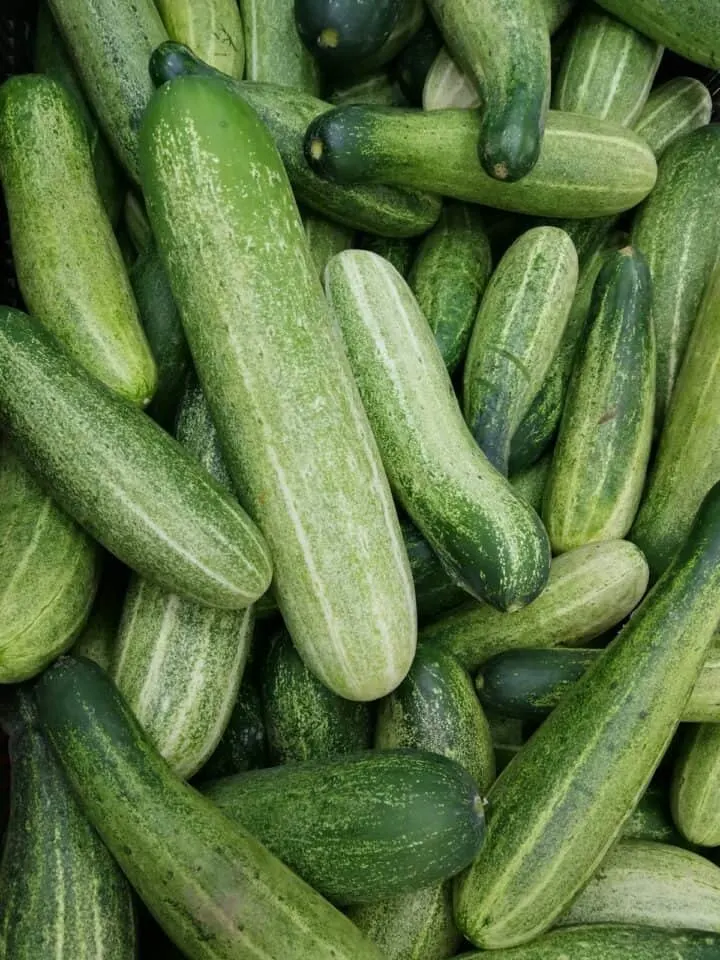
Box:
[240,0,320,94]
[154,0,244,77]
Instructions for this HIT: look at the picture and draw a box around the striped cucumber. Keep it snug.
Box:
[240,0,320,94]
[422,539,648,672]
[140,75,416,701]
[457,927,720,959]
[633,78,712,158]
[463,227,578,474]
[154,0,244,77]
[672,725,720,847]
[303,211,355,278]
[402,521,469,622]
[360,234,415,276]
[36,656,384,960]
[305,106,657,218]
[0,306,272,610]
[543,247,655,552]
[0,75,157,405]
[509,454,551,513]
[198,674,267,780]
[408,201,492,372]
[631,125,720,427]
[325,249,550,611]
[454,480,720,949]
[0,691,135,959]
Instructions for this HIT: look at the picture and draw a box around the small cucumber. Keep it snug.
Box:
[360,234,415,276]
[509,454,552,514]
[633,78,712,158]
[303,211,355,278]
[672,724,720,847]
[240,0,320,94]
[197,674,267,780]
[154,0,244,77]
[463,226,578,474]
[325,249,550,612]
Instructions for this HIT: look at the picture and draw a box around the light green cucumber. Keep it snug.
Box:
[509,454,552,513]
[0,75,157,405]
[360,234,415,276]
[421,539,649,672]
[672,725,720,847]
[633,78,712,158]
[240,0,320,93]
[408,201,492,372]
[155,0,244,77]
[463,226,578,474]
[140,75,416,701]
[457,927,720,959]
[303,211,355,278]
[325,249,551,611]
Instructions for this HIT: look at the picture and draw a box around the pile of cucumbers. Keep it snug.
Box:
[1,0,720,957]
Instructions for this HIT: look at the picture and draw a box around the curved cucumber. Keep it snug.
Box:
[325,249,551,612]
[463,226,578,474]
[155,0,244,77]
[303,211,355,278]
[240,0,320,93]
[198,674,267,780]
[633,78,712,158]
[672,724,720,847]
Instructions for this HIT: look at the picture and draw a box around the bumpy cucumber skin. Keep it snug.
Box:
[0,692,136,959]
[326,249,551,612]
[0,307,272,610]
[454,481,720,949]
[241,0,320,93]
[408,202,492,372]
[198,674,268,780]
[0,75,157,405]
[672,724,720,847]
[140,76,416,701]
[456,927,720,959]
[463,227,578,474]
[155,0,245,77]
[633,78,712,158]
[303,211,355,278]
[422,539,648,672]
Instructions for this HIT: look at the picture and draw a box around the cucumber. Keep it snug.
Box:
[672,724,720,847]
[303,211,355,278]
[203,748,485,904]
[633,78,713,158]
[330,73,401,107]
[394,21,443,106]
[543,246,655,552]
[150,42,441,238]
[625,785,683,844]
[0,306,272,610]
[0,691,135,959]
[631,125,720,427]
[454,480,720,949]
[509,454,551,513]
[0,75,158,406]
[48,0,168,181]
[124,190,153,254]
[240,0,320,94]
[422,539,648,672]
[408,201,492,372]
[263,630,373,764]
[154,0,244,77]
[197,674,267,780]
[304,106,657,218]
[553,9,662,125]
[36,656,384,960]
[0,444,98,683]
[456,927,720,959]
[325,249,550,611]
[463,226,578,474]
[71,565,128,673]
[402,521,469,622]
[360,234,415,276]
[140,75,416,701]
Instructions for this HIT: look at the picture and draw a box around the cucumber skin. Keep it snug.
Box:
[197,674,267,780]
[0,75,157,406]
[325,249,551,612]
[672,724,720,847]
[0,307,272,610]
[240,0,320,94]
[303,212,355,278]
[140,76,416,701]
[633,78,712,158]
[509,454,551,514]
[360,234,415,276]
[35,657,384,960]
[625,786,684,845]
[457,927,720,959]
[454,481,720,949]
[155,0,245,78]
[0,692,135,959]
[402,522,469,622]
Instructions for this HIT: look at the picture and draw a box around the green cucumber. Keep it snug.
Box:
[631,125,720,427]
[325,249,550,611]
[303,211,355,278]
[624,785,683,844]
[360,234,415,276]
[457,927,720,959]
[463,226,578,474]
[263,630,373,764]
[330,73,401,107]
[0,445,98,683]
[197,674,267,780]
[633,78,713,158]
[240,0,320,94]
[454,480,720,949]
[402,521,469,622]
[124,190,153,254]
[509,454,551,513]
[422,539,648,672]
[154,0,244,77]
[394,21,443,106]
[150,42,441,238]
[203,748,485,904]
[0,75,157,405]
[0,691,135,959]
[304,106,657,218]
[553,9,662,125]
[408,201,492,372]
[543,246,655,552]
[0,306,272,610]
[672,725,720,847]
[140,75,416,701]
[36,656,384,960]
[48,0,168,181]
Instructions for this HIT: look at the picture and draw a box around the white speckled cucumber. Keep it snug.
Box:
[672,723,720,847]
[633,78,712,158]
[155,0,245,77]
[456,927,720,959]
[241,0,320,93]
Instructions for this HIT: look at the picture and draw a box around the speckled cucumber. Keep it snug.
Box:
[150,42,441,237]
[197,674,267,780]
[325,249,551,611]
[0,75,157,405]
[633,78,712,158]
[304,106,657,218]
[140,76,415,700]
[155,0,244,77]
[360,234,415,276]
[422,539,648,672]
[408,202,492,372]
[454,481,720,949]
[303,211,355,277]
[36,656,384,960]
[0,306,271,610]
[456,927,720,959]
[624,786,684,844]
[0,691,136,959]
[240,0,320,93]
[463,227,578,474]
[672,724,720,847]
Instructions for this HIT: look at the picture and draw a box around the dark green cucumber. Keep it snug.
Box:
[360,234,415,276]
[123,190,152,254]
[402,521,469,622]
[197,674,267,780]
[240,0,320,94]
[454,480,720,949]
[633,78,712,158]
[394,20,443,106]
[672,724,720,847]
[36,656,384,960]
[456,927,720,959]
[509,454,551,514]
[154,0,245,77]
[0,691,135,959]
[263,630,373,764]
[304,106,657,218]
[408,201,492,372]
[624,785,683,844]
[149,42,441,237]
[203,749,485,904]
[0,307,272,610]
[303,211,355,278]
